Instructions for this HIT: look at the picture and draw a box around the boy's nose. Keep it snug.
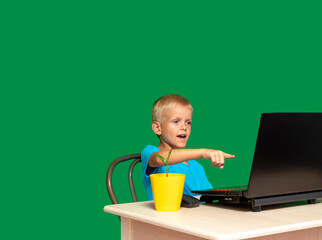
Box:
[180,123,187,130]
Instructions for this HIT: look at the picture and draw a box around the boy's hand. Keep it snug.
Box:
[203,150,235,169]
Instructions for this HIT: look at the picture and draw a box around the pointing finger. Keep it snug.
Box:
[223,153,235,158]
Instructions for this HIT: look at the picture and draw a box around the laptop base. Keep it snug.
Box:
[200,190,322,212]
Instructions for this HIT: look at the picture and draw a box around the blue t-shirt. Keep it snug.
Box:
[141,145,213,200]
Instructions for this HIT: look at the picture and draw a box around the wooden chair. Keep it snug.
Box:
[106,153,142,205]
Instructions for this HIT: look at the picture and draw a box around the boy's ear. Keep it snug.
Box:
[152,121,161,136]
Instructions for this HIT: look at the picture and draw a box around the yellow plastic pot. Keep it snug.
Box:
[150,173,185,212]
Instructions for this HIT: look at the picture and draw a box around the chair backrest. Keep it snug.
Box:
[106,153,141,205]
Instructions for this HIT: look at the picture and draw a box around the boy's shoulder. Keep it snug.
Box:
[141,145,160,159]
[142,145,159,152]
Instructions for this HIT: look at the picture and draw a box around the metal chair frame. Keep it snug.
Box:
[106,153,141,205]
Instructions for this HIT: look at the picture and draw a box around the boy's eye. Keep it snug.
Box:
[186,121,191,125]
[173,120,178,124]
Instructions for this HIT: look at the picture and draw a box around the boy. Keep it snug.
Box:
[141,94,235,200]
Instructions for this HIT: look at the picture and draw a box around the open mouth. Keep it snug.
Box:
[177,134,187,139]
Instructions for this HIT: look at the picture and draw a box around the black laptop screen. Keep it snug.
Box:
[246,113,322,198]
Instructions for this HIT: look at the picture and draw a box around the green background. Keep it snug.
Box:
[2,1,321,239]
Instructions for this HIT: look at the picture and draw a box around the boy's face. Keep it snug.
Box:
[155,104,192,149]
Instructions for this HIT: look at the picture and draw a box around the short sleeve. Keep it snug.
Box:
[141,145,160,177]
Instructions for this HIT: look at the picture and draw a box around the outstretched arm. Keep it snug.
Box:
[148,149,235,169]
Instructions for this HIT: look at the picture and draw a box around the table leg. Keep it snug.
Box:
[121,217,131,240]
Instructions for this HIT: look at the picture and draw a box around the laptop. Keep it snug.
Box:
[192,113,322,211]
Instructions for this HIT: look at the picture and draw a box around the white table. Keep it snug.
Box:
[104,199,322,240]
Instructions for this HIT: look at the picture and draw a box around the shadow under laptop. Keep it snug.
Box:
[201,199,321,212]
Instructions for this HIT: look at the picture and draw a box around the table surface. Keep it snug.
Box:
[104,198,322,240]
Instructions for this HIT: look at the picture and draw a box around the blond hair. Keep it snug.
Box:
[152,94,193,122]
